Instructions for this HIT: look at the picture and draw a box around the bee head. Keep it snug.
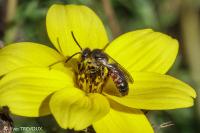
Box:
[91,49,108,61]
[82,48,91,60]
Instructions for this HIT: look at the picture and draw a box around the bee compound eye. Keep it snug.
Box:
[92,50,108,61]
[82,48,91,59]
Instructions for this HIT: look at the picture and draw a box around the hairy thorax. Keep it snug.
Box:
[76,58,109,94]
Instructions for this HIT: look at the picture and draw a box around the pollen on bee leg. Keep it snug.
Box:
[76,61,109,94]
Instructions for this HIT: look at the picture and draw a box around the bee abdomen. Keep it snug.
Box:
[117,81,128,96]
[108,66,129,96]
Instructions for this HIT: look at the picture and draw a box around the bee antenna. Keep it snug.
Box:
[102,43,110,51]
[48,52,82,69]
[71,31,83,51]
[65,52,81,63]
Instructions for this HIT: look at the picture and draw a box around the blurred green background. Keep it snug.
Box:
[0,0,200,133]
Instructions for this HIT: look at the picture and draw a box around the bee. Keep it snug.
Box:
[78,47,133,96]
[0,106,13,133]
[51,31,133,96]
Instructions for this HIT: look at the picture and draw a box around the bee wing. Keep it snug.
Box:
[105,53,134,83]
[117,64,134,83]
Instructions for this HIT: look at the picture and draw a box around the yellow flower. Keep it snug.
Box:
[0,4,196,133]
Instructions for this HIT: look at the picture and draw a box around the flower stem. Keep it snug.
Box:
[180,0,200,131]
[101,0,122,38]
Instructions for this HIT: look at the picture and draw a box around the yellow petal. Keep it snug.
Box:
[0,42,64,76]
[105,29,178,74]
[46,4,109,56]
[93,108,153,133]
[50,88,110,130]
[0,67,74,116]
[105,72,196,110]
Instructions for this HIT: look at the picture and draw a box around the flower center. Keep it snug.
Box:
[76,58,109,94]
